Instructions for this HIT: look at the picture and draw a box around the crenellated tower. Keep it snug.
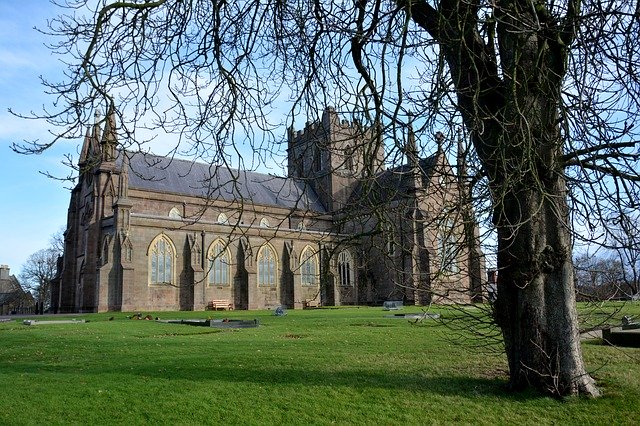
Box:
[287,107,385,212]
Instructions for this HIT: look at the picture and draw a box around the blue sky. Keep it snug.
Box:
[0,1,289,274]
[0,1,73,273]
[0,1,498,276]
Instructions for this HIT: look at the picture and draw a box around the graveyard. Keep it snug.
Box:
[1,304,639,424]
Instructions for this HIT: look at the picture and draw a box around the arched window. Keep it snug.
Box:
[344,145,354,171]
[313,147,322,172]
[338,251,353,287]
[217,213,229,225]
[169,207,182,219]
[300,246,319,286]
[260,217,270,228]
[208,239,231,286]
[385,223,395,257]
[257,243,277,287]
[149,235,175,285]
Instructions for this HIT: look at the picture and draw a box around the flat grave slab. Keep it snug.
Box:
[602,327,640,347]
[384,313,440,320]
[158,318,259,329]
[23,319,86,326]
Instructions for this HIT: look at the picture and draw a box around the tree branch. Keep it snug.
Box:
[562,141,637,163]
[572,162,640,182]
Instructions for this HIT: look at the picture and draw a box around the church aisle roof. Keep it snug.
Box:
[347,154,439,204]
[120,152,327,213]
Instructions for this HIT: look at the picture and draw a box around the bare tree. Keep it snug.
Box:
[49,226,66,256]
[19,248,59,310]
[10,0,640,397]
[574,253,626,301]
[607,214,640,299]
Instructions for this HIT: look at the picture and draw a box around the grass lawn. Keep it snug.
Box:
[1,304,639,425]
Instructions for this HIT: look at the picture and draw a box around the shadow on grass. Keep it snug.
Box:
[4,359,542,401]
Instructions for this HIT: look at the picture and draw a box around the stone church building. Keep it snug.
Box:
[52,107,484,313]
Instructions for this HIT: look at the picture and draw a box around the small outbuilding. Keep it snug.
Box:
[0,265,35,315]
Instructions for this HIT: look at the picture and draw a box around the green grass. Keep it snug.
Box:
[1,304,639,425]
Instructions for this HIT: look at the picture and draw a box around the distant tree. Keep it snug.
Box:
[20,248,59,310]
[575,213,640,301]
[49,226,66,257]
[606,215,640,299]
[574,254,626,301]
[11,0,640,397]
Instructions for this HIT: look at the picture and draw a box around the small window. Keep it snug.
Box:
[300,246,319,286]
[208,239,231,286]
[344,145,354,171]
[217,213,229,225]
[313,147,322,172]
[258,244,277,287]
[149,235,175,285]
[338,251,353,287]
[296,154,304,175]
[169,207,182,219]
[260,217,270,228]
[385,223,395,257]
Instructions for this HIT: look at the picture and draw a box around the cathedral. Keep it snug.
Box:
[52,106,484,313]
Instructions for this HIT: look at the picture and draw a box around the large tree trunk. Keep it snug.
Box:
[452,2,599,397]
[488,4,599,397]
[403,0,600,396]
[493,180,600,396]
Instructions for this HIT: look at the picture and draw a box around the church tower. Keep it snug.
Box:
[60,106,124,312]
[287,107,385,212]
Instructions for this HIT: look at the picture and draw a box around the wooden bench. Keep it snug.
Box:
[206,299,234,310]
[303,299,320,309]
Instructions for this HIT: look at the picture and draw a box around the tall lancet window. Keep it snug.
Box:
[149,235,175,285]
[338,251,353,287]
[300,246,319,286]
[258,243,277,287]
[208,240,231,286]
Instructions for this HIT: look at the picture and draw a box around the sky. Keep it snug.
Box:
[0,1,498,276]
[0,1,75,274]
[0,1,289,275]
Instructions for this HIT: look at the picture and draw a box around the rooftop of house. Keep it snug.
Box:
[0,266,33,306]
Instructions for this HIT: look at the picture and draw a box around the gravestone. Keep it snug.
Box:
[274,305,287,316]
[383,300,403,311]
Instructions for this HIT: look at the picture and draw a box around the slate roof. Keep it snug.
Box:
[377,155,439,189]
[121,152,327,213]
[348,154,439,204]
